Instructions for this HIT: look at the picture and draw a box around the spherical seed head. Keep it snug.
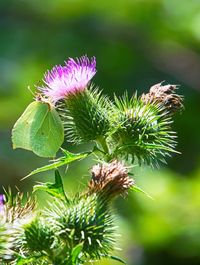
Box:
[89,161,134,197]
[40,56,96,103]
[141,82,183,114]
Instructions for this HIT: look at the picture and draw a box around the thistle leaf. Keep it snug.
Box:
[23,149,88,179]
[71,243,83,265]
[33,170,68,202]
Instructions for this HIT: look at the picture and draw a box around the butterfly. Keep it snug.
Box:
[12,98,64,157]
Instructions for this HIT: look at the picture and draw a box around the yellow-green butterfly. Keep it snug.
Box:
[12,99,64,157]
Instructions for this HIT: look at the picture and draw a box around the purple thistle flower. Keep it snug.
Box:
[0,194,5,215]
[41,56,96,103]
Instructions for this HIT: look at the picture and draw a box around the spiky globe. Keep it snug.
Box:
[64,87,111,144]
[111,94,177,165]
[46,194,115,260]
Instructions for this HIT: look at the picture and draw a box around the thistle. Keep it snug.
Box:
[9,55,183,265]
[0,190,36,263]
[110,93,177,165]
[17,164,131,265]
[45,195,115,263]
[40,56,96,103]
[64,88,111,145]
[39,55,111,146]
[18,217,57,265]
[3,189,36,224]
[89,160,134,198]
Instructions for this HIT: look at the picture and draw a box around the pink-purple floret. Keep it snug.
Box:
[0,194,4,214]
[40,56,96,103]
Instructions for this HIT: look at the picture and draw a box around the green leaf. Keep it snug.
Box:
[33,170,68,201]
[71,243,83,265]
[23,149,88,179]
[12,101,64,157]
[131,185,154,200]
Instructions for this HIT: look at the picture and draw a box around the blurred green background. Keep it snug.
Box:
[0,0,200,264]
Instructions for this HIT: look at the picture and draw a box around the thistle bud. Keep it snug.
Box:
[112,94,177,165]
[64,88,111,144]
[46,194,115,261]
[141,82,183,114]
[23,218,55,253]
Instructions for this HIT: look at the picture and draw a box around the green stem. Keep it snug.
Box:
[97,137,109,155]
[96,137,112,162]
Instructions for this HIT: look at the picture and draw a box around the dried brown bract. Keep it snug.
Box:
[141,82,183,114]
[89,160,134,198]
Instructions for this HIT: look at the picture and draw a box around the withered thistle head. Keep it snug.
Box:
[141,82,183,114]
[89,160,134,198]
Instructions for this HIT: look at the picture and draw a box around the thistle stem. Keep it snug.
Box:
[97,137,111,161]
[97,137,109,154]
